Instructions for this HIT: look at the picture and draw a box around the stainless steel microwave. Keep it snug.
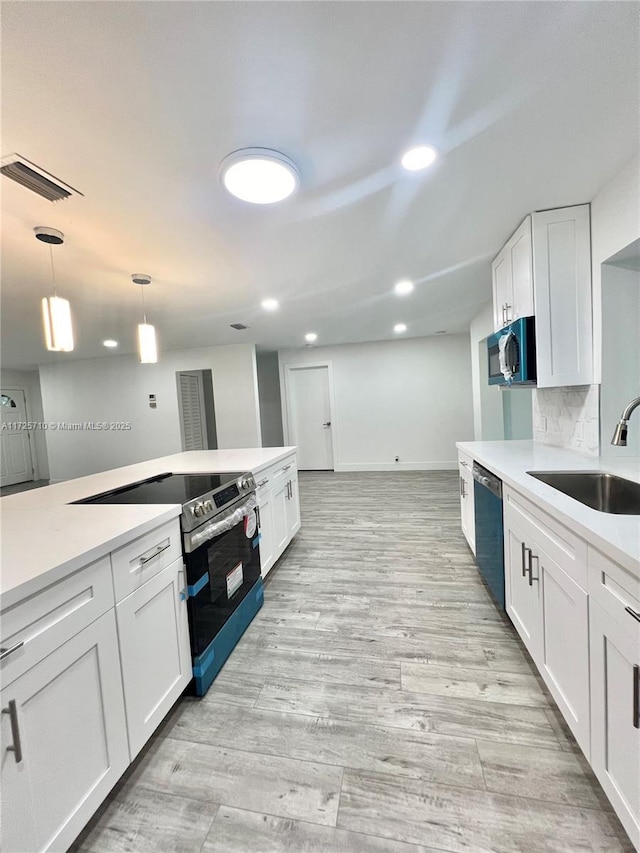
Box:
[487,316,536,386]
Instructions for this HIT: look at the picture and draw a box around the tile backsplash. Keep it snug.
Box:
[532,385,600,456]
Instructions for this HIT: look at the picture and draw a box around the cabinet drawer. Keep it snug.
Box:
[504,486,587,590]
[458,450,473,473]
[0,555,114,688]
[588,546,640,629]
[255,456,296,496]
[111,519,182,603]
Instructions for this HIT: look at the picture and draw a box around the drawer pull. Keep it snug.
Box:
[521,543,532,578]
[0,641,24,662]
[256,478,269,487]
[634,665,640,729]
[139,541,170,566]
[625,606,640,624]
[2,700,22,763]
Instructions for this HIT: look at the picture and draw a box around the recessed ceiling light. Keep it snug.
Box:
[394,323,407,334]
[394,279,414,296]
[305,332,318,343]
[401,145,438,171]
[102,339,118,348]
[220,148,299,204]
[261,298,279,311]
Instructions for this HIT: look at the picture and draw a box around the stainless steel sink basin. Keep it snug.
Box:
[527,471,640,514]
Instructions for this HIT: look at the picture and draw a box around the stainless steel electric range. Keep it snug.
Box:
[75,471,263,695]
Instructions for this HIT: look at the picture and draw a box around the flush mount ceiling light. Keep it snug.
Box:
[36,227,74,352]
[220,148,299,204]
[132,274,157,364]
[394,279,414,296]
[394,323,407,334]
[103,339,118,348]
[401,145,438,171]
[305,332,318,343]
[261,298,279,311]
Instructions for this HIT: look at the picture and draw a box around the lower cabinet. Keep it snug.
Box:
[458,452,475,553]
[504,516,541,662]
[1,610,129,853]
[116,557,192,759]
[256,455,301,579]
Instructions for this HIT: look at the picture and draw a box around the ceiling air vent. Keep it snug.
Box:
[230,323,248,330]
[0,154,83,202]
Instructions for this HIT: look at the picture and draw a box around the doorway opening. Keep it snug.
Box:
[176,370,218,451]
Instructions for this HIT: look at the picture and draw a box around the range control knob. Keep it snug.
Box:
[204,500,214,512]
[193,503,205,517]
[240,476,254,491]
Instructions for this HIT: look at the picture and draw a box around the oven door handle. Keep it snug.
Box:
[184,494,258,553]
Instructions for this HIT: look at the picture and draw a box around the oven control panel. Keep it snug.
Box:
[182,472,256,531]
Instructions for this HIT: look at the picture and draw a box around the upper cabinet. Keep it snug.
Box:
[491,204,593,387]
[492,216,534,331]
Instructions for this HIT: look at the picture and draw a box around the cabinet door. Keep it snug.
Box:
[538,547,590,755]
[509,216,533,321]
[272,482,289,557]
[459,469,475,554]
[116,558,191,759]
[504,516,542,662]
[590,600,640,849]
[0,610,128,853]
[532,204,593,387]
[258,492,276,579]
[492,248,512,331]
[285,473,301,538]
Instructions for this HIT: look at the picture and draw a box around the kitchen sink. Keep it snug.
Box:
[527,471,640,514]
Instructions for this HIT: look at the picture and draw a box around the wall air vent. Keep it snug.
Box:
[230,323,249,330]
[0,154,83,202]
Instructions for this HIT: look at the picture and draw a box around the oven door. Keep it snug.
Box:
[184,497,262,658]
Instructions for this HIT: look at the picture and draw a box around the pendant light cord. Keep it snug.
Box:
[49,245,57,297]
[140,285,147,324]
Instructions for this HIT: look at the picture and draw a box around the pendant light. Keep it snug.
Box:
[35,227,74,352]
[132,274,157,363]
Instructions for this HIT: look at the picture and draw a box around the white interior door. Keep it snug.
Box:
[286,366,333,470]
[177,372,207,451]
[1,389,34,487]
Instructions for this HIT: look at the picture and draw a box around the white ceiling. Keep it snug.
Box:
[1,1,638,369]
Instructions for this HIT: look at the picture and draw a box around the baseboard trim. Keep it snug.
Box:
[333,462,458,472]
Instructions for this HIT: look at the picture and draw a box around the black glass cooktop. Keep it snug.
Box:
[73,472,245,506]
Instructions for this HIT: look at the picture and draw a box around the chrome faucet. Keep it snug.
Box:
[611,396,640,446]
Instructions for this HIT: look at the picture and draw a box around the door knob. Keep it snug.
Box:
[322,421,331,428]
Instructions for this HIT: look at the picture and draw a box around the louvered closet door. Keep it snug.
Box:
[178,372,206,451]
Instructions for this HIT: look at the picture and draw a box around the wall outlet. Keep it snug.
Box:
[394,456,399,462]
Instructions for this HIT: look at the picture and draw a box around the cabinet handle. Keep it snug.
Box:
[282,464,292,473]
[460,460,468,468]
[140,541,171,565]
[625,606,640,624]
[505,303,512,323]
[255,505,261,527]
[459,476,463,497]
[501,304,506,325]
[529,554,539,586]
[0,641,24,661]
[256,478,269,487]
[634,665,640,729]
[2,699,22,763]
[178,566,188,601]
[521,543,531,578]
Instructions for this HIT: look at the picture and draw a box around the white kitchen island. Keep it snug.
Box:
[0,446,299,853]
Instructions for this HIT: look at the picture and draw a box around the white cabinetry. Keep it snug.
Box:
[1,609,128,853]
[588,548,640,848]
[504,487,590,754]
[458,451,475,554]
[255,454,301,579]
[115,555,191,759]
[492,216,534,331]
[491,204,592,387]
[532,204,592,387]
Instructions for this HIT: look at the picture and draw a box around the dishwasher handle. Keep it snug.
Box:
[472,463,502,499]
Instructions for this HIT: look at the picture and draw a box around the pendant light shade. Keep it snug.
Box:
[137,322,157,364]
[42,296,74,352]
[35,227,74,353]
[132,274,158,363]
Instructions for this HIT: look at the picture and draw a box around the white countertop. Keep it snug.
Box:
[0,447,296,611]
[457,440,640,576]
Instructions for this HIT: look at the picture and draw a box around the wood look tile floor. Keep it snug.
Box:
[71,471,634,853]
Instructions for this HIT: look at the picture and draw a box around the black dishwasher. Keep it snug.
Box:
[472,463,505,610]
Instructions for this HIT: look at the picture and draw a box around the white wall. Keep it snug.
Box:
[279,335,474,471]
[469,303,504,441]
[39,343,261,481]
[591,153,640,383]
[600,263,640,457]
[256,352,284,447]
[0,368,50,480]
